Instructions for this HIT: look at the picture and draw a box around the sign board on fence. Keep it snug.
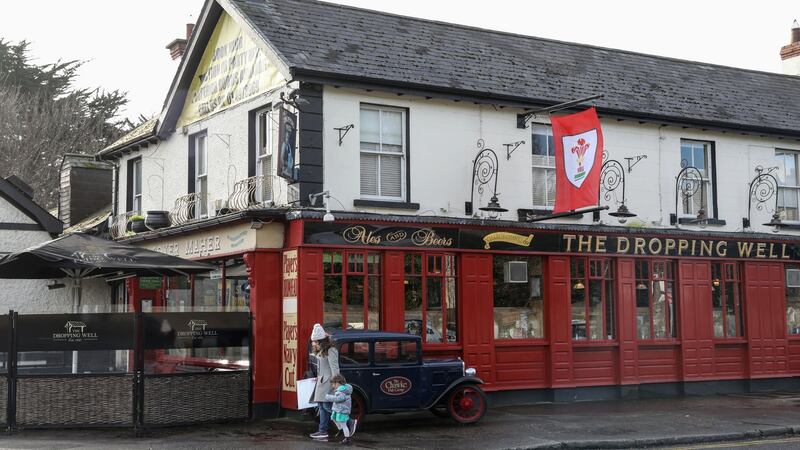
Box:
[297,377,316,409]
[142,312,249,350]
[16,313,135,351]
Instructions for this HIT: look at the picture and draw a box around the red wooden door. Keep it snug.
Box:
[617,259,639,384]
[744,262,788,378]
[548,256,573,387]
[460,253,495,385]
[679,261,714,380]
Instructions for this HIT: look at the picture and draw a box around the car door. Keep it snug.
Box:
[369,339,422,410]
[336,340,371,396]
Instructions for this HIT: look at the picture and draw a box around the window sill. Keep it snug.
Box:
[677,217,727,226]
[494,339,549,347]
[637,340,680,347]
[572,341,618,348]
[353,199,420,210]
[714,338,747,345]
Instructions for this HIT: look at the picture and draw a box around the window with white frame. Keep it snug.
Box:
[360,105,405,200]
[255,109,275,202]
[195,134,208,218]
[680,140,714,216]
[131,158,142,214]
[531,124,556,208]
[776,149,800,221]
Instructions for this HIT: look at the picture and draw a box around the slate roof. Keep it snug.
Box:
[227,0,800,135]
[97,117,158,157]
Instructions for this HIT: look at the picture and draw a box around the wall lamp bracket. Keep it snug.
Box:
[334,124,355,146]
[504,140,526,160]
[624,155,647,172]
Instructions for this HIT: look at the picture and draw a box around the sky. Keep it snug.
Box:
[0,0,797,121]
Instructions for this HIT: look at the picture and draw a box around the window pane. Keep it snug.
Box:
[348,253,364,273]
[570,260,586,340]
[374,340,418,364]
[323,275,343,329]
[588,279,603,340]
[196,136,207,174]
[724,281,741,337]
[404,276,423,336]
[426,277,443,343]
[405,254,422,275]
[785,154,797,186]
[787,265,800,334]
[368,275,381,331]
[694,147,706,173]
[346,276,365,329]
[532,167,548,206]
[532,133,549,157]
[381,110,403,146]
[379,154,402,198]
[635,261,651,339]
[133,160,142,195]
[445,276,457,343]
[338,342,369,366]
[681,145,692,166]
[546,169,556,206]
[360,108,380,144]
[360,153,379,196]
[712,263,724,338]
[605,279,615,339]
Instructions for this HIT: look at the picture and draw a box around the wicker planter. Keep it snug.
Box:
[130,218,147,233]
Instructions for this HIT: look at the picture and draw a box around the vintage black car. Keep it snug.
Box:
[313,330,487,424]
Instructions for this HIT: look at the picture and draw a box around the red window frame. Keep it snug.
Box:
[570,257,615,341]
[635,259,677,340]
[403,252,458,345]
[711,262,744,338]
[323,250,381,330]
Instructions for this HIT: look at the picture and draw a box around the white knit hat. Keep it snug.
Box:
[310,323,326,341]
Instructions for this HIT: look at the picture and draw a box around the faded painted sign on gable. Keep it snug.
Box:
[177,11,284,127]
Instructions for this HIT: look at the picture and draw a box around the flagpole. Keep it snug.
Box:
[525,205,609,223]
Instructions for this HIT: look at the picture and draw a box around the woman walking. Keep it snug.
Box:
[309,323,340,440]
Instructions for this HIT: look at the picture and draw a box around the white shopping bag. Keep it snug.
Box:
[297,377,317,410]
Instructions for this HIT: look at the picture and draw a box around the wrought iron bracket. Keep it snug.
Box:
[624,155,647,173]
[334,124,355,146]
[517,94,605,129]
[465,139,502,216]
[504,141,525,160]
[670,162,705,226]
[743,166,780,229]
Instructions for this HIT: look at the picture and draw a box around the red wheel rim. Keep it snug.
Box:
[351,394,365,421]
[449,386,484,422]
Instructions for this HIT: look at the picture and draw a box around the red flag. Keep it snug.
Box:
[552,107,604,213]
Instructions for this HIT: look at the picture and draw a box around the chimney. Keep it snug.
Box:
[166,23,195,61]
[58,154,113,227]
[780,19,800,75]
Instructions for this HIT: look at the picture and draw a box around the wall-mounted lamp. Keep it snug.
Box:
[743,166,781,233]
[592,156,638,224]
[572,281,585,290]
[636,282,648,291]
[669,162,706,227]
[465,139,507,217]
[309,191,335,222]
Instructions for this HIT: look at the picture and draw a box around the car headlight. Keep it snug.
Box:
[466,368,476,376]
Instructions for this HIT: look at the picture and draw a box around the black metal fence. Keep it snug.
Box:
[0,310,251,430]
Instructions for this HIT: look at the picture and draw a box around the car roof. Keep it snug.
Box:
[330,329,421,342]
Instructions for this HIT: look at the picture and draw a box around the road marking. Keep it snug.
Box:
[668,436,800,449]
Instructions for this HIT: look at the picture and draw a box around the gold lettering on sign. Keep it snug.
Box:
[716,241,728,257]
[756,243,766,258]
[386,230,407,242]
[483,232,533,250]
[769,243,778,258]
[648,238,662,255]
[634,238,646,255]
[783,244,791,259]
[342,226,381,245]
[577,235,592,252]
[616,237,630,253]
[678,239,689,255]
[738,242,754,257]
[665,239,676,254]
[595,236,607,253]
[563,234,577,252]
[700,240,713,257]
[412,229,453,247]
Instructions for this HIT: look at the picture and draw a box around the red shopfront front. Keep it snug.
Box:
[281,218,800,408]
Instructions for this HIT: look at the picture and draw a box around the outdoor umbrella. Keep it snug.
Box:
[0,232,215,310]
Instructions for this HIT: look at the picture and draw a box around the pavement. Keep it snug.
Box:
[3,392,800,449]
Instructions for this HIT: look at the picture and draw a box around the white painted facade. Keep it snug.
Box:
[0,196,110,313]
[116,84,800,237]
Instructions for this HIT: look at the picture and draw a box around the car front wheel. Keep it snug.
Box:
[446,384,487,424]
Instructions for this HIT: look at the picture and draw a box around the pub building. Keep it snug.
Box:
[97,0,800,416]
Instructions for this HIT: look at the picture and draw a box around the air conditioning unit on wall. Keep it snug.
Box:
[504,261,528,283]
[787,269,800,288]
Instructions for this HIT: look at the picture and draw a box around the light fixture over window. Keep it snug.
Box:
[572,281,585,290]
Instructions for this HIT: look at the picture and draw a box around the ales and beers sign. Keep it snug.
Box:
[304,223,800,261]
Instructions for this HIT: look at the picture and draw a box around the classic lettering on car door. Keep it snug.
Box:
[370,339,421,409]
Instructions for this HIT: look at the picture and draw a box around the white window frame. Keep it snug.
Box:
[359,104,407,201]
[531,123,556,209]
[131,158,142,214]
[679,140,714,217]
[195,134,208,218]
[255,108,274,203]
[776,149,800,222]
